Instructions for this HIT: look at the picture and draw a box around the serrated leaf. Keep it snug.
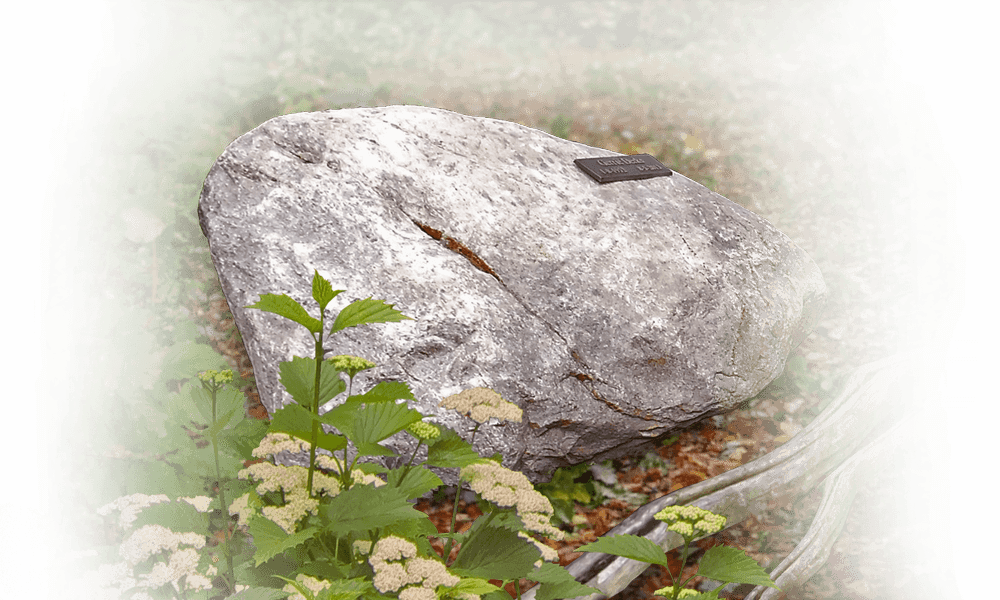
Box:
[446,578,501,598]
[268,404,346,453]
[450,523,541,581]
[321,484,426,537]
[696,545,780,589]
[274,575,317,600]
[311,270,343,313]
[249,516,321,566]
[248,293,323,334]
[224,586,293,600]
[315,578,373,600]
[426,427,482,468]
[381,513,440,545]
[129,499,207,533]
[328,297,412,335]
[220,418,270,462]
[173,446,215,479]
[159,341,228,382]
[349,381,416,404]
[385,466,443,500]
[527,562,600,600]
[320,381,414,440]
[206,405,242,439]
[575,534,671,568]
[350,401,424,457]
[279,357,347,409]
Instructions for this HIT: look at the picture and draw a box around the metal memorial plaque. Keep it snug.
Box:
[574,153,672,184]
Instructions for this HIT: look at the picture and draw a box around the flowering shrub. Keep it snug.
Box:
[88,270,599,600]
[88,269,777,600]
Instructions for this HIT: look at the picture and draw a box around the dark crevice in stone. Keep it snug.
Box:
[405,215,600,404]
[411,218,500,282]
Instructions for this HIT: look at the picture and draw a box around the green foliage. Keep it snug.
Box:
[60,272,608,599]
[534,462,604,526]
[578,505,779,600]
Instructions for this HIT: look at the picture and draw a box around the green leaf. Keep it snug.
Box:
[311,270,343,313]
[279,356,348,409]
[220,417,270,462]
[315,578,374,600]
[247,293,323,334]
[274,575,317,600]
[696,545,780,589]
[320,383,421,455]
[425,427,482,469]
[116,457,188,499]
[224,586,293,600]
[575,534,671,568]
[171,444,224,478]
[159,341,228,382]
[321,484,427,537]
[444,578,501,599]
[349,400,424,457]
[450,523,541,581]
[527,562,601,600]
[381,513,440,547]
[129,498,207,533]
[248,516,321,566]
[385,466,444,500]
[268,404,346,454]
[348,380,416,404]
[328,296,412,335]
[298,560,349,585]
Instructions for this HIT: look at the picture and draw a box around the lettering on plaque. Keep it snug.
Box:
[573,153,673,184]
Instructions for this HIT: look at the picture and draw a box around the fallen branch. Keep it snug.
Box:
[523,353,912,600]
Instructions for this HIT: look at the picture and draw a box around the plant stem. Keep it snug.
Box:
[206,381,237,594]
[441,482,463,562]
[307,327,324,498]
[442,423,484,562]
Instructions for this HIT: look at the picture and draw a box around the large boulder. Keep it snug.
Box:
[198,105,825,484]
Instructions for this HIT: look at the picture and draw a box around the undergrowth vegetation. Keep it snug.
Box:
[44,0,954,598]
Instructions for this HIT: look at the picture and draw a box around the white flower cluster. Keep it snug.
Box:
[368,536,460,597]
[251,432,313,458]
[91,494,222,598]
[440,387,522,423]
[460,460,564,554]
[119,524,205,566]
[178,495,213,513]
[92,524,213,597]
[234,461,340,533]
[141,547,212,591]
[282,573,332,600]
[233,434,386,533]
[654,505,727,541]
[97,493,170,529]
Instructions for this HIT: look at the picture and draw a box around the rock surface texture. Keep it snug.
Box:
[198,105,826,484]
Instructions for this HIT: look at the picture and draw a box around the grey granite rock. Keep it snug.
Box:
[198,105,825,484]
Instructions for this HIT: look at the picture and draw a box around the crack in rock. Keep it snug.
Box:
[407,214,602,403]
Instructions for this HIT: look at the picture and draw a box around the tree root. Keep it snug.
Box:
[522,353,913,600]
